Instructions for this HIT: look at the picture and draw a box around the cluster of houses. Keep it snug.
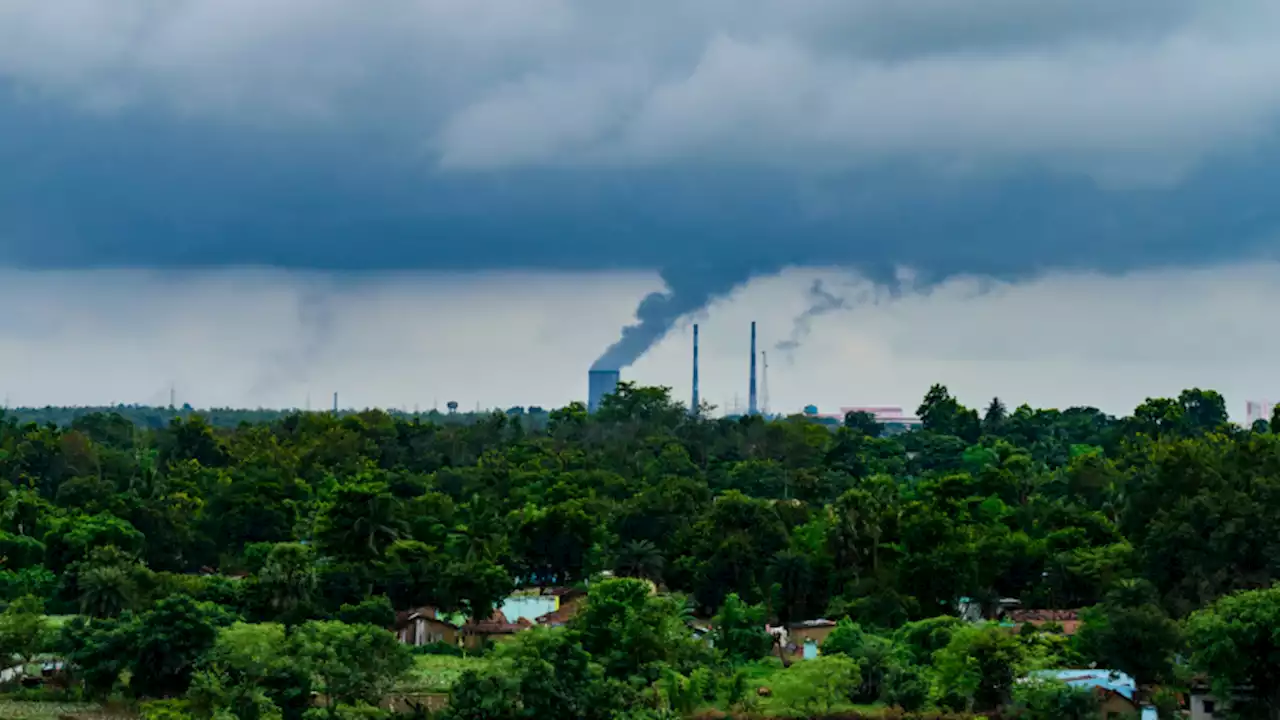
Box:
[393,586,587,651]
[395,590,1229,718]
[393,585,840,662]
[979,599,1227,719]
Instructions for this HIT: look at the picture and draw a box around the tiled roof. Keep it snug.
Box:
[1006,609,1081,635]
[463,610,533,635]
[394,606,458,630]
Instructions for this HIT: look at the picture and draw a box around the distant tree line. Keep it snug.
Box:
[2,383,1280,717]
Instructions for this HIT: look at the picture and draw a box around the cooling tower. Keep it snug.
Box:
[588,369,621,413]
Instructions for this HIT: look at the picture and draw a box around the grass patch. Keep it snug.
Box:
[719,660,883,718]
[394,655,494,694]
[0,701,103,720]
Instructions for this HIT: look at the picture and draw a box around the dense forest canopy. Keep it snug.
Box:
[4,383,1280,717]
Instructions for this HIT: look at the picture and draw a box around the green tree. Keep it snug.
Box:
[843,411,884,438]
[917,384,981,442]
[933,623,1024,712]
[129,594,239,698]
[290,621,413,714]
[1074,579,1181,685]
[1187,585,1280,717]
[572,578,707,681]
[256,543,319,624]
[820,619,897,702]
[613,539,664,583]
[0,595,51,681]
[709,593,770,664]
[982,398,1008,435]
[772,655,861,716]
[316,482,406,563]
[336,596,395,628]
[190,622,308,720]
[1011,678,1096,720]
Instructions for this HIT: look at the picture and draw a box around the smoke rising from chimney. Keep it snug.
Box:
[592,262,764,371]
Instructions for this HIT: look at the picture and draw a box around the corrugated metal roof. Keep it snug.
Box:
[1029,669,1137,701]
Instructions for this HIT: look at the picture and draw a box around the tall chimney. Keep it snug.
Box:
[692,324,700,414]
[333,392,338,413]
[749,321,758,416]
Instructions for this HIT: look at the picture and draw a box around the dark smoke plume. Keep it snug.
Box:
[776,279,851,352]
[593,262,765,371]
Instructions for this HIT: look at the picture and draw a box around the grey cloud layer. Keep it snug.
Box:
[3,0,1280,368]
[3,0,1278,173]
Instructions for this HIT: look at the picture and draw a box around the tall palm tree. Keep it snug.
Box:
[615,540,665,583]
[78,564,138,618]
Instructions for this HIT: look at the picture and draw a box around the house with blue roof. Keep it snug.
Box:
[1025,669,1149,718]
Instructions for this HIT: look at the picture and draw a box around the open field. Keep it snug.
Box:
[0,701,131,720]
[393,655,495,694]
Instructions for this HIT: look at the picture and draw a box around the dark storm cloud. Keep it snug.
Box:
[3,0,1280,367]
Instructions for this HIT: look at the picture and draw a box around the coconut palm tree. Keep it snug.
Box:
[615,540,664,583]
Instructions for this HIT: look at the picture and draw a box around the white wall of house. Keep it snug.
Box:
[1190,692,1223,720]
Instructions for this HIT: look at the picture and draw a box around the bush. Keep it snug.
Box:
[336,596,396,629]
[411,641,464,657]
[139,699,195,720]
[882,662,930,712]
[1010,678,1095,720]
[771,655,861,716]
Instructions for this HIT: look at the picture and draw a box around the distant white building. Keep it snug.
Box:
[802,405,923,430]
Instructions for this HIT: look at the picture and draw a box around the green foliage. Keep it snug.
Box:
[1009,678,1096,720]
[1074,579,1181,684]
[571,578,709,681]
[129,594,240,698]
[7,384,1280,715]
[709,594,771,664]
[770,655,861,716]
[254,543,319,624]
[59,594,237,699]
[448,627,631,720]
[1187,584,1280,715]
[820,619,898,702]
[933,624,1025,712]
[139,699,196,720]
[881,661,930,712]
[336,595,395,628]
[0,595,52,677]
[290,621,413,711]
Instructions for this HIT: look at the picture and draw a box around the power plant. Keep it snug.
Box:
[588,369,620,413]
[588,321,760,416]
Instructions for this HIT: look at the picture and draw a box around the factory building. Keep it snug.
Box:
[803,405,922,432]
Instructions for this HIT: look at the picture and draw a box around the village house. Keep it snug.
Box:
[767,619,838,660]
[1002,608,1082,635]
[1025,669,1152,719]
[393,607,459,647]
[1188,678,1252,720]
[460,610,533,650]
[532,587,588,627]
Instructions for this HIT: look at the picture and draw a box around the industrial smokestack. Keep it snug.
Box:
[749,322,758,415]
[588,369,621,413]
[692,324,700,414]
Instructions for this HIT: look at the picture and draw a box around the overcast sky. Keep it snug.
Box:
[2,1,1280,416]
